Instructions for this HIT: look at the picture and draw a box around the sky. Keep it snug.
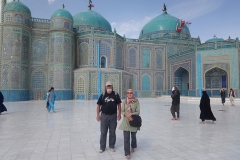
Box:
[6,0,240,43]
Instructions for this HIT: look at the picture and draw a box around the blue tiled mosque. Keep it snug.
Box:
[0,1,239,101]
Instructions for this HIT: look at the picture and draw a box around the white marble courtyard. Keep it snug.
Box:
[0,97,240,160]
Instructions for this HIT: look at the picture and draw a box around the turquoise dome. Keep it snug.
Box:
[4,1,31,15]
[73,10,112,32]
[206,38,224,43]
[51,9,73,21]
[140,12,190,39]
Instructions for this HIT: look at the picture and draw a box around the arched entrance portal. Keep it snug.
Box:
[205,67,227,97]
[174,67,189,96]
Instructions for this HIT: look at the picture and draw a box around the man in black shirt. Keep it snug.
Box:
[96,81,122,153]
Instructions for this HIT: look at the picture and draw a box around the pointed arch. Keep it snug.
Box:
[156,49,163,69]
[79,42,88,66]
[11,64,20,89]
[54,68,63,88]
[155,75,164,90]
[174,67,189,95]
[205,67,228,89]
[64,21,69,29]
[101,56,107,68]
[31,69,46,89]
[133,75,137,90]
[116,45,123,68]
[32,40,47,62]
[128,47,136,68]
[142,74,150,90]
[142,49,150,68]
[77,77,85,93]
[91,77,98,93]
[99,42,111,66]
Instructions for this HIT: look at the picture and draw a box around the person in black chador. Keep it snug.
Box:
[0,91,7,115]
[170,86,180,120]
[220,88,226,106]
[199,91,216,124]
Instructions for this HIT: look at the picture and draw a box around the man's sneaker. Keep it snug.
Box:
[109,148,115,152]
[99,150,104,153]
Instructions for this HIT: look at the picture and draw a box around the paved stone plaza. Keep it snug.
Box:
[0,97,240,160]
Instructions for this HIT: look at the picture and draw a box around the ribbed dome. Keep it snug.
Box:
[51,9,73,21]
[4,1,31,15]
[206,38,224,43]
[73,10,112,32]
[140,12,190,39]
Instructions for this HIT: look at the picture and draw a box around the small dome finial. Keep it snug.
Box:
[213,34,216,38]
[88,0,94,10]
[162,3,167,13]
[62,4,65,9]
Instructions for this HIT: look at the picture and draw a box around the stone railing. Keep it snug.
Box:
[32,17,50,23]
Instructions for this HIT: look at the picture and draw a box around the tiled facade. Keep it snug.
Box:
[0,1,239,101]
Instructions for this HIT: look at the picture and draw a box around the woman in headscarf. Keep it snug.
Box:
[199,91,216,124]
[119,89,140,159]
[0,91,7,115]
[220,88,226,106]
[47,87,56,113]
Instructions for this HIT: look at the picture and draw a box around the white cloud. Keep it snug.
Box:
[169,0,224,20]
[111,0,224,40]
[48,0,55,4]
[111,15,156,39]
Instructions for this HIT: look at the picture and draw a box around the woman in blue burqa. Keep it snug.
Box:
[0,91,7,115]
[199,91,216,124]
[47,87,56,113]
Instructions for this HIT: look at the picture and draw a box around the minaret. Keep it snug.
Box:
[0,0,7,86]
[0,0,7,23]
[1,0,13,23]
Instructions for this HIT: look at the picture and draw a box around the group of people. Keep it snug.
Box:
[220,88,235,106]
[1,87,56,115]
[0,80,237,159]
[96,81,140,159]
[96,82,238,159]
[96,83,223,159]
[170,86,217,124]
[171,87,237,124]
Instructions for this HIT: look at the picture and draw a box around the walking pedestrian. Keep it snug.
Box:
[47,87,56,113]
[119,89,140,159]
[199,91,216,124]
[170,86,180,120]
[220,88,226,106]
[229,88,235,106]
